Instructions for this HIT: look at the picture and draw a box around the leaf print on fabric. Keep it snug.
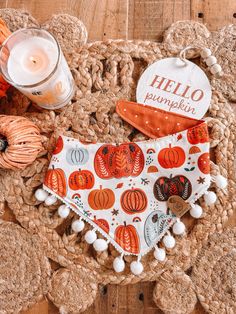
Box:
[120,188,147,214]
[94,143,144,179]
[44,166,67,197]
[153,175,192,201]
[158,144,186,169]
[115,222,140,254]
[144,211,174,247]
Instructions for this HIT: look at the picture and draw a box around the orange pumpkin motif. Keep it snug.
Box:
[53,136,64,155]
[88,185,115,210]
[69,169,95,190]
[94,143,144,179]
[187,123,209,145]
[120,188,147,214]
[115,222,140,254]
[189,146,201,154]
[158,144,186,169]
[94,216,110,233]
[198,152,210,174]
[44,166,67,197]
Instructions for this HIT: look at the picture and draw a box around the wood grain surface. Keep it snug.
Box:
[0,0,235,313]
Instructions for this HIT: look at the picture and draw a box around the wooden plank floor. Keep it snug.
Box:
[0,1,235,313]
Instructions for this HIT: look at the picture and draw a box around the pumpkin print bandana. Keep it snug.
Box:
[43,102,211,256]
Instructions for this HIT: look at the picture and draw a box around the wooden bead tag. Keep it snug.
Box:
[167,195,190,217]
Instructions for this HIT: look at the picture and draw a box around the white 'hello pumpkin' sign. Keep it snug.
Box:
[136,58,212,119]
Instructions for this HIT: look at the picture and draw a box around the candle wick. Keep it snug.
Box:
[30,56,37,64]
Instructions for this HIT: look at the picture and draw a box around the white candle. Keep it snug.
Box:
[8,37,57,85]
[0,28,75,109]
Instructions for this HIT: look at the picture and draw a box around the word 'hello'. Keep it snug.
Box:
[149,75,204,102]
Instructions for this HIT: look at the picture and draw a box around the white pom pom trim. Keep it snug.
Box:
[35,188,48,202]
[130,259,143,275]
[190,204,203,218]
[71,219,85,232]
[93,238,108,252]
[214,174,227,189]
[204,191,217,205]
[45,195,57,206]
[163,233,176,249]
[113,255,125,273]
[85,230,97,244]
[154,247,166,262]
[58,204,70,218]
[172,219,185,235]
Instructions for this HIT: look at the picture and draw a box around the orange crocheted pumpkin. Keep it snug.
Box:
[0,115,42,170]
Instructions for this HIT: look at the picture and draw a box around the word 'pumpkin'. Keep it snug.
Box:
[88,185,115,210]
[120,188,147,214]
[187,123,209,144]
[69,169,94,190]
[53,136,64,155]
[153,174,192,201]
[44,166,67,197]
[94,143,144,179]
[158,144,186,169]
[66,146,89,165]
[198,152,210,174]
[115,222,140,254]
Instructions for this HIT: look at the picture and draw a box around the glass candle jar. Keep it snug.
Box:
[0,28,75,109]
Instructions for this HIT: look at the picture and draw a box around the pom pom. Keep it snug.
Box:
[163,234,176,249]
[172,220,185,235]
[204,191,217,205]
[190,204,203,218]
[130,260,143,275]
[71,219,85,232]
[200,48,211,59]
[113,256,125,273]
[45,195,57,206]
[35,188,48,201]
[85,230,97,244]
[215,174,227,189]
[58,204,70,218]
[93,239,108,252]
[154,247,166,262]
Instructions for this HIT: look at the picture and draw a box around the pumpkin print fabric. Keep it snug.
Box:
[43,119,210,256]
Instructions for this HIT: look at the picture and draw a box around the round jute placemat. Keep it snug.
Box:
[0,8,235,313]
[0,221,51,313]
[192,228,236,314]
[153,267,197,314]
[48,268,98,313]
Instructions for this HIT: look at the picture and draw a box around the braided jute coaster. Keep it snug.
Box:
[0,8,235,313]
[192,228,236,314]
[0,221,51,313]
